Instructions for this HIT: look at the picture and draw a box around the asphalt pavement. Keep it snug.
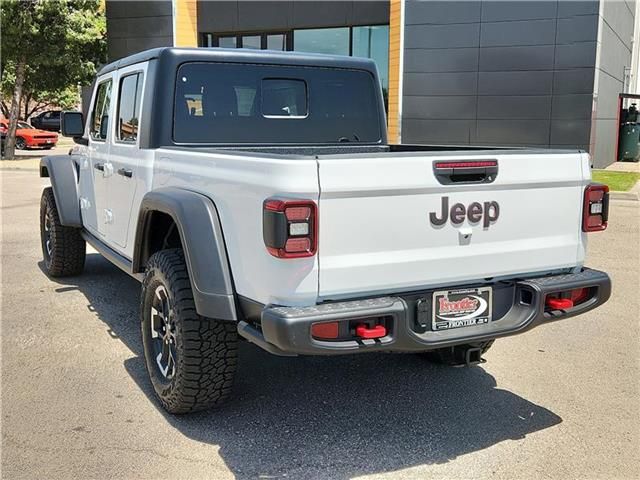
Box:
[1,169,638,479]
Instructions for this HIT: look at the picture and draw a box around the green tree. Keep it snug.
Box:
[1,64,81,120]
[1,0,106,159]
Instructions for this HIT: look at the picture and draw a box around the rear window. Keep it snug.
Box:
[173,62,382,144]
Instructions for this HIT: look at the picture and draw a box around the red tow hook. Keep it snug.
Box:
[355,324,387,339]
[545,297,574,310]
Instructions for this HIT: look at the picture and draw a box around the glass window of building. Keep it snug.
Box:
[352,25,389,97]
[218,36,236,48]
[293,28,349,56]
[242,35,261,49]
[267,33,286,51]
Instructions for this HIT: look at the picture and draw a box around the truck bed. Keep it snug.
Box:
[164,143,571,158]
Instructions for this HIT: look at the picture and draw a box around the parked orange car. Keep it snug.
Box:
[0,119,58,150]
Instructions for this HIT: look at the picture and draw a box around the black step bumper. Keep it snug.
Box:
[238,268,611,356]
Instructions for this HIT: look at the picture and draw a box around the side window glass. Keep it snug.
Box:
[117,73,144,142]
[90,80,113,140]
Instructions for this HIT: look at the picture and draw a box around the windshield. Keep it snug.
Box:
[18,122,33,129]
[173,62,382,144]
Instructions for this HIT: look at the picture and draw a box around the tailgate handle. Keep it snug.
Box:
[433,160,498,185]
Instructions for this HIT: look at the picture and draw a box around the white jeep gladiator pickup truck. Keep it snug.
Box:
[40,48,611,414]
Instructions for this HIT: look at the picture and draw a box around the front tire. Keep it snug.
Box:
[140,249,238,414]
[40,187,86,277]
[15,137,26,150]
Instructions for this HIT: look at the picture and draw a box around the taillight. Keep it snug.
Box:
[582,183,609,232]
[263,198,317,258]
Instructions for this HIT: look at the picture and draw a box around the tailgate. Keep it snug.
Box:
[317,151,589,299]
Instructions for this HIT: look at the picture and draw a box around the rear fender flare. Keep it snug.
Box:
[133,188,237,321]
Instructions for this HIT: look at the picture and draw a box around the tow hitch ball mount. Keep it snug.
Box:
[464,346,485,366]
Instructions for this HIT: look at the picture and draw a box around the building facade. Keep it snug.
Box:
[105,0,638,167]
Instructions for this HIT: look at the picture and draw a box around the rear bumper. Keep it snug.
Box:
[238,268,611,356]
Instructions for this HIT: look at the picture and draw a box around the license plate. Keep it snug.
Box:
[432,287,492,331]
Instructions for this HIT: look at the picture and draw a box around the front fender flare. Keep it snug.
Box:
[39,155,82,227]
[133,188,237,321]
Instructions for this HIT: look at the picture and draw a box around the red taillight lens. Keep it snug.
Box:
[434,160,497,169]
[583,183,609,232]
[311,321,339,339]
[263,198,317,258]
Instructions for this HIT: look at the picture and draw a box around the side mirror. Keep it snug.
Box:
[61,111,87,145]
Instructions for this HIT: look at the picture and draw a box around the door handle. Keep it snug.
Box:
[94,163,104,172]
[117,168,133,178]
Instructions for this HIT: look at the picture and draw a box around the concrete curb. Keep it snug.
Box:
[609,181,640,201]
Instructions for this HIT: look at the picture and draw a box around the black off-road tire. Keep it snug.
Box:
[40,187,86,277]
[423,340,494,366]
[140,249,238,414]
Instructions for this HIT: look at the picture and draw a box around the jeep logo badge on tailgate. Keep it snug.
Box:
[429,196,499,228]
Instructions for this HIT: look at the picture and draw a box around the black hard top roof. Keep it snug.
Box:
[97,47,378,76]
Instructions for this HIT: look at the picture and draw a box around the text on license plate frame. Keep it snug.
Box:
[432,286,493,331]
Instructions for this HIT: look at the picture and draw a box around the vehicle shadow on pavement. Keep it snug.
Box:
[44,253,563,479]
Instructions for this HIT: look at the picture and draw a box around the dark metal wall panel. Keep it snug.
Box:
[108,16,173,39]
[404,48,479,73]
[557,1,599,16]
[554,42,598,69]
[481,1,558,21]
[352,0,391,25]
[237,1,296,31]
[404,1,481,24]
[404,72,478,96]
[477,96,552,120]
[478,71,554,95]
[105,0,173,61]
[197,1,389,34]
[556,14,599,44]
[405,23,481,49]
[553,69,595,94]
[197,1,238,32]
[479,45,556,71]
[551,94,594,119]
[403,119,475,144]
[290,1,351,28]
[480,19,557,47]
[550,119,592,145]
[476,119,551,145]
[404,96,477,120]
[106,0,172,19]
[402,0,600,151]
